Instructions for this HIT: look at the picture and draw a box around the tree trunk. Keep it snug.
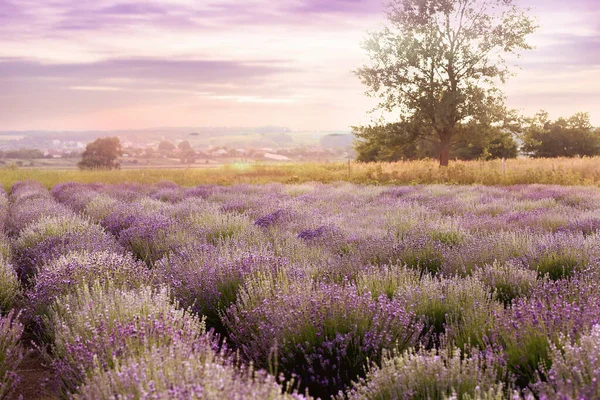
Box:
[439,139,451,167]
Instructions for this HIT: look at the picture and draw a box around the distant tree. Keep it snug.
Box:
[178,140,193,152]
[78,137,123,170]
[0,149,45,159]
[521,111,600,158]
[179,150,196,165]
[158,140,176,155]
[355,0,536,166]
[143,146,157,158]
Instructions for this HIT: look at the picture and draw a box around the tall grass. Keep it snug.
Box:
[3,157,600,189]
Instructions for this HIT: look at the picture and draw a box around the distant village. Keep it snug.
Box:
[0,128,355,167]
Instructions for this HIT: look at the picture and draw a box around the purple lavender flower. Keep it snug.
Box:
[0,310,25,400]
[223,278,422,398]
[29,250,150,318]
[13,215,122,283]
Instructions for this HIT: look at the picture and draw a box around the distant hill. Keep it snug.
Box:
[0,127,352,151]
[320,134,354,149]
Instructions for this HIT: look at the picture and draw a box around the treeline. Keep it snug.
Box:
[0,149,46,159]
[355,111,600,162]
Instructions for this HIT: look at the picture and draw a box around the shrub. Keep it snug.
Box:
[535,324,600,399]
[393,236,447,275]
[8,180,49,203]
[0,191,8,233]
[188,210,258,245]
[82,194,118,223]
[44,283,209,393]
[6,197,73,235]
[0,257,20,314]
[117,214,192,266]
[28,250,150,320]
[73,341,306,400]
[223,276,422,398]
[345,347,508,400]
[515,233,592,280]
[0,236,11,261]
[51,182,102,213]
[355,265,420,299]
[404,275,501,349]
[493,278,600,388]
[473,261,539,306]
[0,311,25,400]
[154,243,287,329]
[13,215,121,283]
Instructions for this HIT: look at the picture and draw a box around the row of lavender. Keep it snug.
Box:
[0,187,24,399]
[1,181,303,399]
[43,181,600,399]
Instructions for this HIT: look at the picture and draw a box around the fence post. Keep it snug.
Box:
[502,158,506,176]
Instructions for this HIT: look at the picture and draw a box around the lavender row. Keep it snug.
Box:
[4,182,301,399]
[47,181,600,398]
[0,186,25,400]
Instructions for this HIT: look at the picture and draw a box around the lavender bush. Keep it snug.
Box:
[74,341,308,400]
[45,282,210,393]
[0,257,20,314]
[13,215,121,282]
[493,277,600,388]
[223,275,422,398]
[403,275,501,349]
[154,242,288,329]
[535,324,600,399]
[0,310,25,400]
[473,261,539,306]
[344,347,509,400]
[28,250,151,319]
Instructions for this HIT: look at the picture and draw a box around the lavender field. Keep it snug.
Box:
[2,180,600,399]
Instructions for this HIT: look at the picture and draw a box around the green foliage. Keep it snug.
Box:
[78,137,123,170]
[0,311,24,400]
[345,347,507,400]
[355,0,536,165]
[502,327,551,389]
[354,122,519,162]
[0,148,45,159]
[522,111,600,158]
[354,122,437,162]
[158,140,176,154]
[0,257,20,314]
[473,262,538,306]
[406,276,500,349]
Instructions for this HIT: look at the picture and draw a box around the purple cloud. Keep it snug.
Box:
[292,0,383,15]
[0,58,294,85]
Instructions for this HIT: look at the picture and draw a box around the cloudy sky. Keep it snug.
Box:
[1,0,599,131]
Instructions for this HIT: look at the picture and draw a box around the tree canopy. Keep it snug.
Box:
[354,120,518,162]
[78,137,123,170]
[158,140,176,154]
[355,0,536,165]
[521,111,600,158]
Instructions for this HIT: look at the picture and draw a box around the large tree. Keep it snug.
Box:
[355,0,536,166]
[78,137,123,170]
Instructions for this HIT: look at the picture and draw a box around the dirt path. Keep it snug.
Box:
[11,348,56,400]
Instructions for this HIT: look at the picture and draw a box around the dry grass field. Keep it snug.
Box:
[2,157,600,190]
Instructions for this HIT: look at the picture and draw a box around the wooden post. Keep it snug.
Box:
[502,158,506,176]
[347,159,351,177]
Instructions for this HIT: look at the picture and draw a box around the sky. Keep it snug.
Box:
[1,0,599,131]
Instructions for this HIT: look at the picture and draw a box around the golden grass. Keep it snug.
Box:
[2,157,600,190]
